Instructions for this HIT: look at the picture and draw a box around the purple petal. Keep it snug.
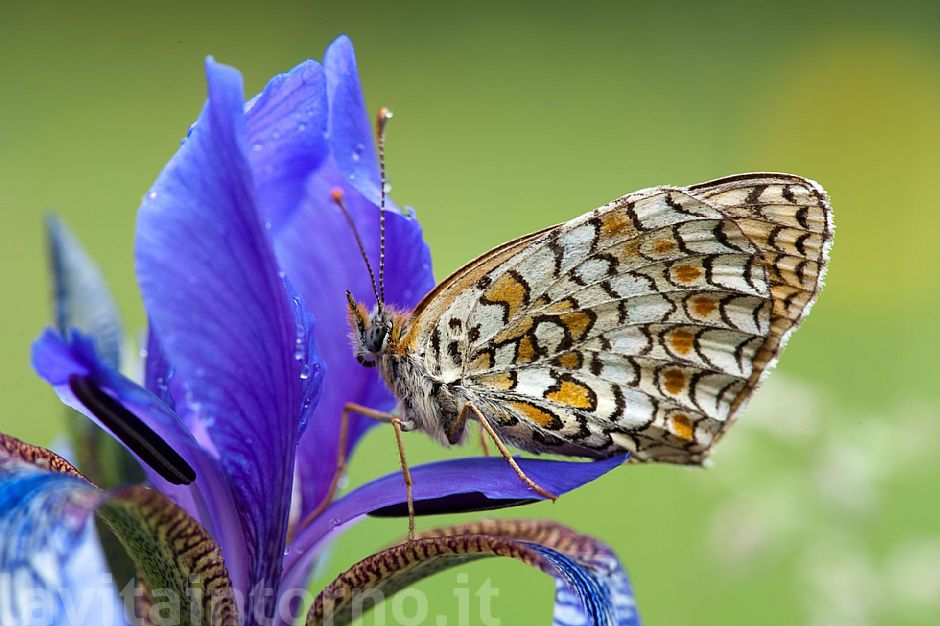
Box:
[245,59,329,228]
[324,35,381,204]
[135,57,319,612]
[282,455,624,587]
[260,36,434,518]
[31,328,251,594]
[275,176,434,515]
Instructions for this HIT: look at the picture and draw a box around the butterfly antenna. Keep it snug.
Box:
[331,187,381,308]
[376,107,392,305]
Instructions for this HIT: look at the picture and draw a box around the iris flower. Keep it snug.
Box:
[1,36,640,626]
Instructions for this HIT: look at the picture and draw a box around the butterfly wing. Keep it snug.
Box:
[404,173,832,464]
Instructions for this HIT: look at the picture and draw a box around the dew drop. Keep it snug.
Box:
[351,142,366,162]
[297,123,307,132]
[264,221,272,230]
[251,143,264,153]
[148,191,158,200]
[299,363,311,380]
[328,518,341,530]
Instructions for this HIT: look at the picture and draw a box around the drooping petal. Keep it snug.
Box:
[282,455,625,588]
[244,59,329,229]
[0,458,115,626]
[31,329,250,594]
[304,519,640,626]
[0,434,239,626]
[274,35,435,518]
[135,57,322,615]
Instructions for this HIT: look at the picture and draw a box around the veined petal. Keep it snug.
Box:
[135,57,321,615]
[282,455,624,587]
[31,329,250,595]
[245,59,329,229]
[305,519,639,626]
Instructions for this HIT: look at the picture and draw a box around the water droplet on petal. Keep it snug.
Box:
[148,191,158,200]
[264,221,272,230]
[328,518,341,530]
[297,123,307,132]
[299,363,311,380]
[251,143,264,153]
[351,142,366,162]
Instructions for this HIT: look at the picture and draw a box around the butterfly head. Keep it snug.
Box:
[347,290,404,367]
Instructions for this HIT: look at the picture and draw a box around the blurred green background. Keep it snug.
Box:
[2,1,939,624]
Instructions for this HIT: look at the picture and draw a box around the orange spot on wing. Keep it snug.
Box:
[673,264,702,283]
[559,311,594,343]
[516,335,537,363]
[546,298,577,314]
[483,272,529,319]
[545,379,595,410]
[669,329,695,355]
[475,372,516,390]
[469,351,494,370]
[508,401,560,429]
[671,413,694,441]
[554,351,583,369]
[600,211,636,239]
[494,316,535,344]
[652,240,676,254]
[662,369,685,395]
[691,297,717,317]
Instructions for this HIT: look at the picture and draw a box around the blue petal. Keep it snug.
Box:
[31,328,251,595]
[0,461,127,626]
[244,59,329,228]
[324,35,381,204]
[45,215,122,370]
[282,455,624,587]
[531,544,640,626]
[135,57,320,613]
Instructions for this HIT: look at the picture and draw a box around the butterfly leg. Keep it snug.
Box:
[295,403,417,540]
[478,423,491,456]
[464,402,557,501]
[390,417,417,541]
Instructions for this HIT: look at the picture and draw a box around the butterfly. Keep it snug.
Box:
[324,107,833,539]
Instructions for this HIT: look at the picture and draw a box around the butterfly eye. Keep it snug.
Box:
[364,321,390,354]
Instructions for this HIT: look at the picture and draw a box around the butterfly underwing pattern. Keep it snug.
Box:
[347,173,832,465]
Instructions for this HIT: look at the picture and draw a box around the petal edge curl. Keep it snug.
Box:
[305,519,639,626]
